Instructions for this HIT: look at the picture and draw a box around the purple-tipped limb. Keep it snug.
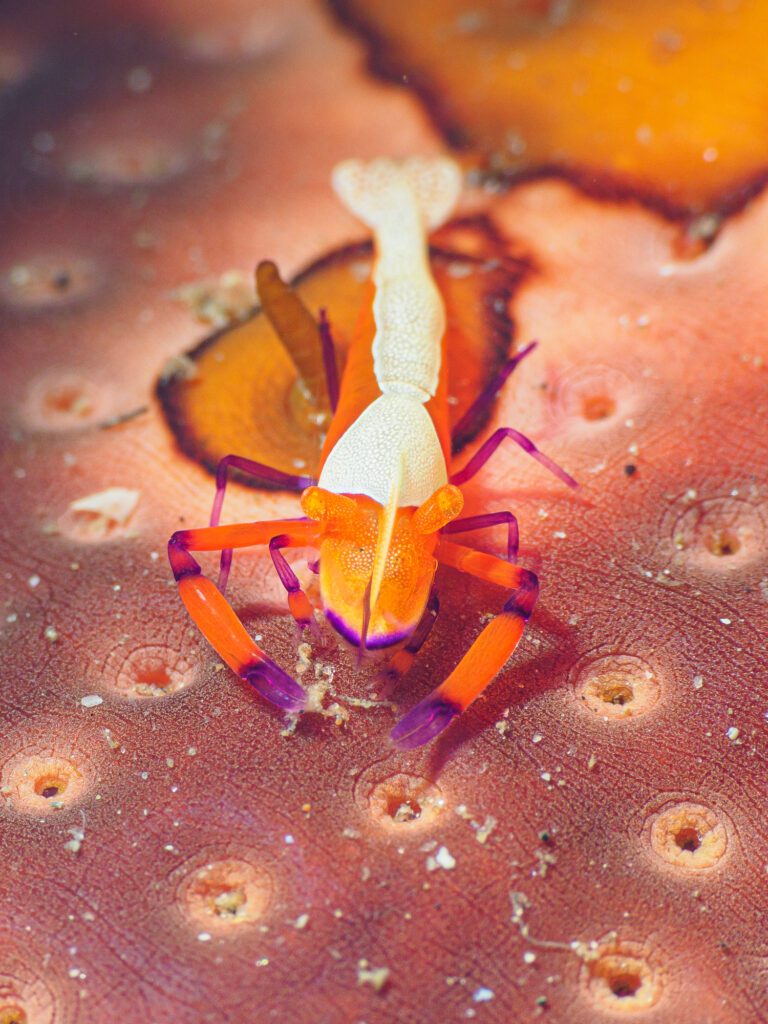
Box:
[441,511,520,562]
[318,309,340,413]
[209,454,315,592]
[270,534,319,637]
[244,660,306,714]
[390,697,461,750]
[451,340,538,442]
[451,426,578,490]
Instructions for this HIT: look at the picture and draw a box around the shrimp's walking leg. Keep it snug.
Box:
[450,341,537,441]
[209,455,315,592]
[318,309,340,413]
[441,511,520,562]
[269,533,319,634]
[450,426,578,490]
[382,591,440,688]
[168,519,319,711]
[390,540,538,749]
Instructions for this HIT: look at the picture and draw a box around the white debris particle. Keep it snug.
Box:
[719,617,732,626]
[44,625,59,642]
[523,950,537,964]
[540,771,552,783]
[473,987,495,1002]
[172,270,253,327]
[429,845,456,871]
[187,747,197,756]
[80,694,103,708]
[693,675,704,690]
[726,726,740,742]
[284,834,295,844]
[532,732,543,744]
[293,913,310,930]
[68,487,140,538]
[28,574,41,588]
[103,728,119,750]
[159,353,198,383]
[197,932,212,942]
[64,825,85,854]
[357,960,390,992]
[587,753,597,771]
[473,816,497,845]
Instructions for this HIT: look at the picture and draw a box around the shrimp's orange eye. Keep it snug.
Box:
[413,484,464,535]
[300,486,360,528]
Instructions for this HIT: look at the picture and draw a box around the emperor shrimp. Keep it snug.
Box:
[168,155,577,749]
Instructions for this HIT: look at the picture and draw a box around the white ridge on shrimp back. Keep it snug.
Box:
[320,155,462,508]
[332,155,462,400]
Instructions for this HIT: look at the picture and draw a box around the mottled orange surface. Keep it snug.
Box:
[331,0,768,214]
[1,2,767,1023]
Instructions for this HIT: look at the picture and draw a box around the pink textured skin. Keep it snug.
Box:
[1,2,767,1022]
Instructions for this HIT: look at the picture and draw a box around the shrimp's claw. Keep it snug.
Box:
[389,540,539,749]
[245,660,307,714]
[390,697,460,750]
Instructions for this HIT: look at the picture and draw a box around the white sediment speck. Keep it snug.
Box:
[80,694,103,708]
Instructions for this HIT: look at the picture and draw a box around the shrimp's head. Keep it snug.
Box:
[301,484,463,649]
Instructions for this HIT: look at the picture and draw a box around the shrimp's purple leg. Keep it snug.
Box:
[269,534,319,637]
[441,511,520,562]
[451,340,537,443]
[318,309,340,413]
[209,454,315,592]
[451,427,578,490]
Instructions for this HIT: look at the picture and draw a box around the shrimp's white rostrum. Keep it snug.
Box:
[168,156,577,748]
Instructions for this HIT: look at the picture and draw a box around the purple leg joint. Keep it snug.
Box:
[451,426,578,490]
[441,511,520,562]
[209,453,315,592]
[390,697,461,750]
[270,534,318,635]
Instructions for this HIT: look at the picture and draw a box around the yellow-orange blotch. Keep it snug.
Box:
[332,0,768,212]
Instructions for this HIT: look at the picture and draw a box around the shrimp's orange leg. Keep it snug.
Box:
[382,590,440,689]
[168,519,319,712]
[390,539,538,749]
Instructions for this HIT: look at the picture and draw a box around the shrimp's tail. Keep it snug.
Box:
[332,156,462,232]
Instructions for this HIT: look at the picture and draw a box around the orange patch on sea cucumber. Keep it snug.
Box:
[157,219,526,486]
[331,0,768,214]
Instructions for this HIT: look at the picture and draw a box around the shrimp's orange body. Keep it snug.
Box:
[168,157,577,748]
